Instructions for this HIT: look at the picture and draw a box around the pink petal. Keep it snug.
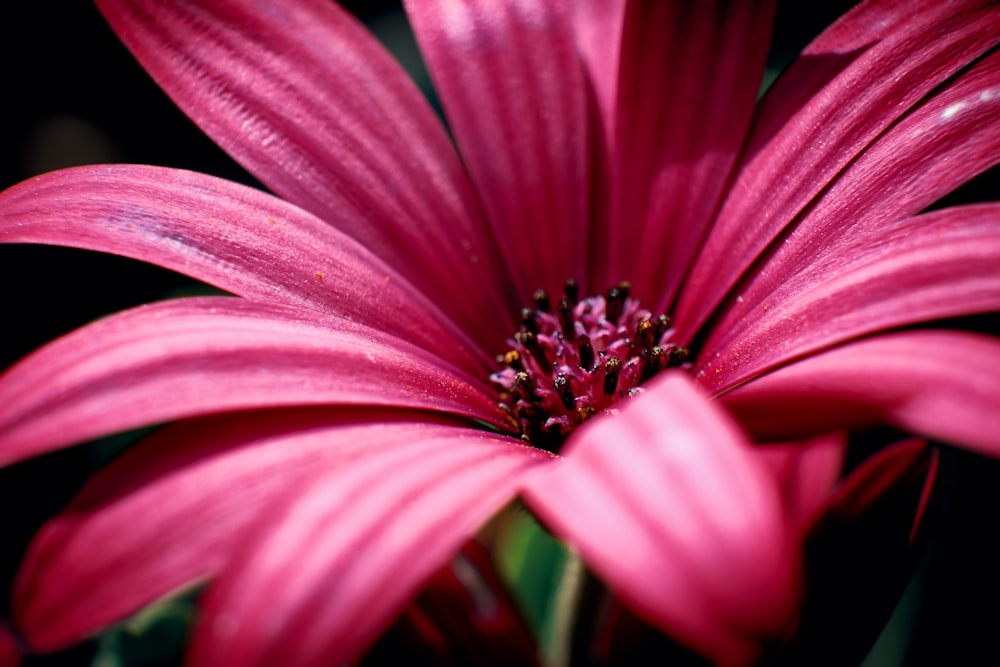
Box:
[12,411,503,650]
[523,373,798,667]
[701,47,1000,366]
[776,47,1000,258]
[721,331,1000,457]
[0,165,488,369]
[573,0,774,307]
[94,0,514,345]
[783,438,936,665]
[405,0,590,298]
[676,0,1000,338]
[755,434,847,532]
[185,429,547,667]
[0,623,19,667]
[0,297,509,467]
[697,204,1000,392]
[378,540,539,666]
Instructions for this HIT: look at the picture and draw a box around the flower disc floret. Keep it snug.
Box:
[491,280,689,451]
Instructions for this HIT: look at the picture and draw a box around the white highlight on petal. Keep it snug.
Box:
[941,101,967,119]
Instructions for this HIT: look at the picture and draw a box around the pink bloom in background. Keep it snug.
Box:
[1,0,999,665]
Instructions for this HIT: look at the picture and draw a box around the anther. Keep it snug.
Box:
[557,298,576,342]
[531,289,551,313]
[669,346,690,365]
[574,405,595,424]
[633,317,655,353]
[554,374,576,410]
[641,346,666,382]
[577,335,594,370]
[514,371,538,401]
[655,314,671,340]
[603,357,622,396]
[564,279,579,305]
[503,349,525,373]
[605,281,630,325]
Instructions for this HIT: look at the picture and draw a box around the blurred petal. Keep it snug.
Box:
[0,165,487,369]
[0,623,19,667]
[698,205,1000,392]
[13,410,505,650]
[0,297,508,467]
[370,540,539,667]
[755,434,847,531]
[677,0,1000,338]
[95,0,515,345]
[523,373,797,667]
[187,432,546,667]
[781,440,937,665]
[573,0,774,306]
[406,0,590,298]
[722,331,1000,457]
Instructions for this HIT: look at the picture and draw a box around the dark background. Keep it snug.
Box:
[1,2,998,665]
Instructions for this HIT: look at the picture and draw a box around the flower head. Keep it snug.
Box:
[1,0,998,665]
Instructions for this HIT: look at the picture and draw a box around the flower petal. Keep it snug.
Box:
[676,0,1000,337]
[702,47,1000,366]
[573,0,774,306]
[185,429,546,667]
[776,46,1000,257]
[523,373,797,667]
[0,165,488,368]
[370,540,540,666]
[406,0,590,298]
[722,331,1000,457]
[782,439,936,665]
[12,410,502,650]
[94,0,514,344]
[755,434,847,532]
[0,297,508,467]
[698,204,1000,393]
[0,622,19,667]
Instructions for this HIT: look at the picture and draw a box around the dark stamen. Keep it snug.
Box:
[577,335,594,370]
[516,331,551,373]
[574,405,595,424]
[655,314,671,340]
[554,374,575,410]
[605,281,631,325]
[564,279,579,305]
[557,298,576,342]
[520,307,539,334]
[642,346,665,382]
[669,346,690,365]
[603,357,622,396]
[605,288,624,324]
[633,317,655,353]
[514,371,538,402]
[532,289,551,313]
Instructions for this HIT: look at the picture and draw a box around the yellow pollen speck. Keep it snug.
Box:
[315,271,324,279]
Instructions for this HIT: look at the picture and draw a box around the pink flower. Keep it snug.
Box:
[1,0,998,665]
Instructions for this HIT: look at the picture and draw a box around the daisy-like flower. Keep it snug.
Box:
[1,0,999,665]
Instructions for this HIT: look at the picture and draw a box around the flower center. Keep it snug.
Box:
[491,280,689,453]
